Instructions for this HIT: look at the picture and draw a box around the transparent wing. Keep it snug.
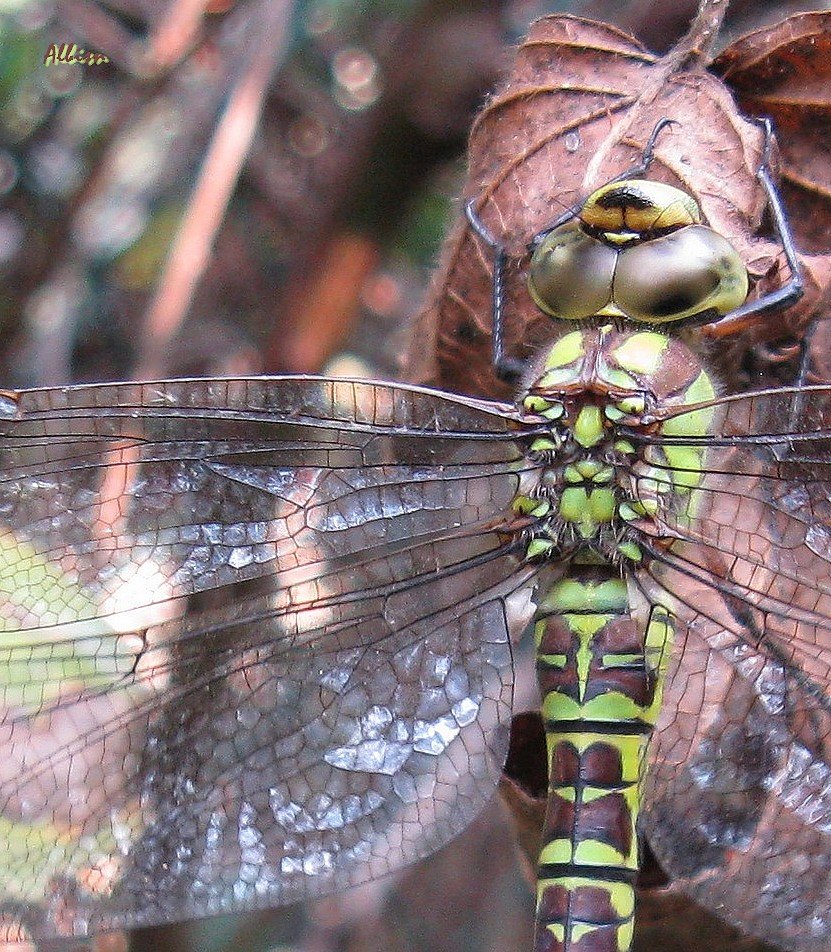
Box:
[0,377,539,942]
[628,383,831,952]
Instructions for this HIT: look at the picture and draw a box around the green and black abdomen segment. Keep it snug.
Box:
[532,568,671,952]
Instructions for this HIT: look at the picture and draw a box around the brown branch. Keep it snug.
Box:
[671,0,732,66]
[581,0,732,188]
[135,0,296,379]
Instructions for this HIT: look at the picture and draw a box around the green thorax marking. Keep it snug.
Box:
[518,325,716,563]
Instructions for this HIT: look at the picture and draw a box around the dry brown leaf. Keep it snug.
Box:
[711,11,831,351]
[712,11,831,253]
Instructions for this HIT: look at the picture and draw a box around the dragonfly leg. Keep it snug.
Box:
[782,316,820,438]
[464,199,527,382]
[622,116,678,178]
[795,317,820,388]
[699,117,804,340]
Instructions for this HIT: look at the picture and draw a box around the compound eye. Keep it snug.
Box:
[528,221,617,319]
[614,224,748,323]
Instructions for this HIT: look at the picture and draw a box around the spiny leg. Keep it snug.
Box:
[463,202,526,381]
[700,117,803,339]
[527,117,678,253]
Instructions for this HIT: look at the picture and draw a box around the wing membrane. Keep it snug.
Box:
[0,377,538,941]
[628,382,831,952]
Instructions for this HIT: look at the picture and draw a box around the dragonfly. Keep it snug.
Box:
[1,117,829,952]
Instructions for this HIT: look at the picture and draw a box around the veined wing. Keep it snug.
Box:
[0,376,540,942]
[625,382,831,952]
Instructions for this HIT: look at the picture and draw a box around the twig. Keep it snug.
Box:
[135,0,296,379]
[584,0,731,183]
[671,0,732,67]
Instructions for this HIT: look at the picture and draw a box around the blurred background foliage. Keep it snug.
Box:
[0,1,829,951]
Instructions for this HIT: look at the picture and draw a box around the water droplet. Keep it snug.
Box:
[564,131,581,153]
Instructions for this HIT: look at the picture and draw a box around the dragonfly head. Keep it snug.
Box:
[527,179,748,326]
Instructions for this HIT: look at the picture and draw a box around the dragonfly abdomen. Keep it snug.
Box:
[532,566,669,952]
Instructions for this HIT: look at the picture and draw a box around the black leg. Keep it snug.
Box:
[702,117,804,336]
[795,319,817,390]
[465,118,676,382]
[464,117,678,380]
[783,319,816,440]
[623,116,678,177]
[464,199,526,382]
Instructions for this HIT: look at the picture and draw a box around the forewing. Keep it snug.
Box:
[0,378,538,941]
[631,383,831,952]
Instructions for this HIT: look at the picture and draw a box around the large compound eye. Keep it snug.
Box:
[528,220,617,319]
[613,224,748,323]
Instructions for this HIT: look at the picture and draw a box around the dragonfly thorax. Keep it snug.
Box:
[514,325,718,564]
[513,423,643,563]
